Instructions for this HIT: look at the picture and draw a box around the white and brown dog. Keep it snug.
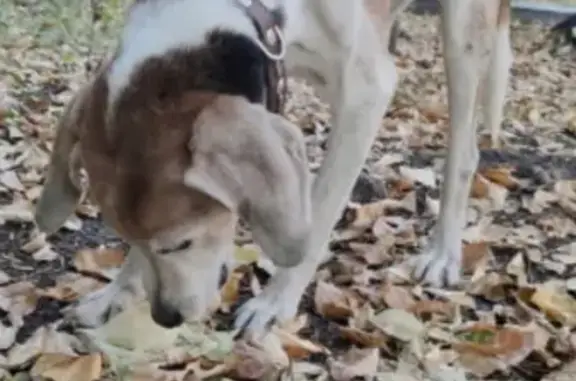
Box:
[35,0,512,335]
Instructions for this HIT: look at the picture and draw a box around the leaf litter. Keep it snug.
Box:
[1,1,576,380]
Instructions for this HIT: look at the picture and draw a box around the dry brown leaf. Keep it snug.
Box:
[73,247,125,276]
[470,174,490,198]
[381,284,415,310]
[31,353,102,381]
[408,300,455,321]
[341,199,407,231]
[314,281,358,320]
[454,323,530,356]
[35,273,106,302]
[388,178,414,199]
[7,324,79,368]
[271,326,326,360]
[339,326,388,348]
[329,348,379,381]
[467,272,514,302]
[229,335,289,380]
[479,167,518,190]
[462,242,492,275]
[555,180,576,218]
[454,323,535,377]
[0,281,39,317]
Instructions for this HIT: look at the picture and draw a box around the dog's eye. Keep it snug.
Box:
[157,239,193,255]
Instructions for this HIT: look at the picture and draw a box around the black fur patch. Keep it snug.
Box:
[117,29,273,109]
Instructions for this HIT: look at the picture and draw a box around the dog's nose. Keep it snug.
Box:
[151,302,184,328]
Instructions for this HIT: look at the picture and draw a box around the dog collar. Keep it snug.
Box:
[235,0,288,115]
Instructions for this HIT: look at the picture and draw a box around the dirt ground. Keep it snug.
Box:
[1,2,576,381]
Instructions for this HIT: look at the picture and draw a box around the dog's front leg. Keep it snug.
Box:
[235,1,398,336]
[412,0,511,286]
[66,246,146,327]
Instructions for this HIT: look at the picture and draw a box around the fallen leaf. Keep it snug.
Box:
[341,199,407,231]
[0,281,39,317]
[7,324,79,368]
[230,335,289,380]
[73,247,125,277]
[370,309,425,342]
[462,242,492,275]
[36,273,106,302]
[454,323,535,376]
[95,300,182,351]
[219,267,245,313]
[0,200,33,223]
[381,284,415,310]
[271,326,326,359]
[314,281,358,320]
[479,167,518,190]
[399,166,436,188]
[31,353,102,381]
[408,300,455,321]
[32,245,59,261]
[555,180,576,218]
[234,245,261,264]
[470,174,490,198]
[339,326,388,348]
[531,285,576,327]
[329,348,379,381]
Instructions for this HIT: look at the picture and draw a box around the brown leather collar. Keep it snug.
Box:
[235,0,287,115]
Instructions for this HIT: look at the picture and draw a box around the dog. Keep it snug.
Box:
[34,0,512,336]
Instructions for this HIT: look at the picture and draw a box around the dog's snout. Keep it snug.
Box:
[151,301,184,328]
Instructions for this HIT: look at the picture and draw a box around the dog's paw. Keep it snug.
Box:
[411,244,462,287]
[64,284,134,328]
[234,277,301,338]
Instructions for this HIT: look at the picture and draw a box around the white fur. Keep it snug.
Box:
[107,0,304,106]
[69,0,511,336]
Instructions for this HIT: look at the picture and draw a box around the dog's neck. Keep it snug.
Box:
[107,0,284,107]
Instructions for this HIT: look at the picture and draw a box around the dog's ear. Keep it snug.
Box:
[184,96,312,267]
[34,91,84,234]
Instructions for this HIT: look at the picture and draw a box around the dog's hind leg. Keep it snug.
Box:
[35,92,84,234]
[412,0,510,286]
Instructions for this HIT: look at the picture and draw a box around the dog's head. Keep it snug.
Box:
[36,88,311,328]
[142,95,312,327]
[122,94,312,328]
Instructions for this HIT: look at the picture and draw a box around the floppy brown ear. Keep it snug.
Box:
[34,91,84,234]
[184,95,312,267]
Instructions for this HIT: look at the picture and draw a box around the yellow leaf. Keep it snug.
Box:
[31,353,102,381]
[234,245,261,264]
[219,268,245,313]
[531,286,576,327]
[73,248,125,276]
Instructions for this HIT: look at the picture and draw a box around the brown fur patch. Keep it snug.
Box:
[73,57,223,241]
